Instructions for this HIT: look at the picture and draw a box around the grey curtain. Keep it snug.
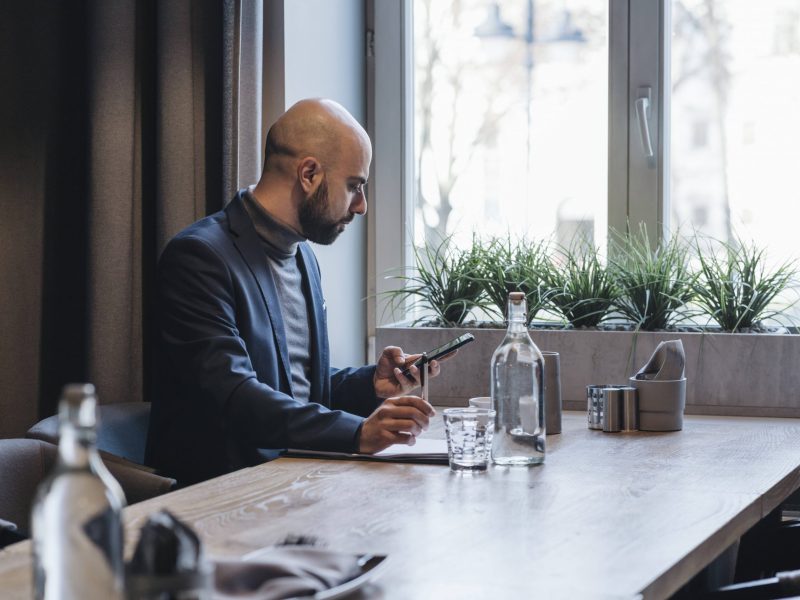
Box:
[0,0,265,437]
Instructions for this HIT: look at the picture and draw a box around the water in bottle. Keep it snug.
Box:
[491,292,546,465]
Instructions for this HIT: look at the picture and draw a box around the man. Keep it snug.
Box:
[146,99,441,485]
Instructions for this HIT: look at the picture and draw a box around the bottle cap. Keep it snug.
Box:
[59,383,98,428]
[509,292,525,303]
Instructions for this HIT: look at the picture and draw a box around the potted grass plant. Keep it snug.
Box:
[609,225,696,331]
[383,235,489,327]
[478,236,555,325]
[376,229,800,416]
[691,235,797,332]
[545,243,619,328]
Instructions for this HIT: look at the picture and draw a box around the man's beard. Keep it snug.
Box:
[298,177,350,245]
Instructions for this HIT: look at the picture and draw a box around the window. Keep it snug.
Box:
[690,121,709,149]
[368,0,800,326]
[412,0,608,251]
[670,0,800,322]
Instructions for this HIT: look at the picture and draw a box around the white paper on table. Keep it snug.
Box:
[374,437,448,459]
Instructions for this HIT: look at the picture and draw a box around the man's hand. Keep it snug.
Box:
[373,346,444,398]
[358,396,436,454]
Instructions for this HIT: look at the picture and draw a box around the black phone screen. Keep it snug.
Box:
[401,332,475,377]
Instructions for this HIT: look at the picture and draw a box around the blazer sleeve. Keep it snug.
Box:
[329,365,380,417]
[158,234,364,453]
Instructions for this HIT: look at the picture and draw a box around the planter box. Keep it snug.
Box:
[376,325,800,418]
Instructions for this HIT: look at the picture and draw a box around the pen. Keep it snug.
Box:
[419,353,429,404]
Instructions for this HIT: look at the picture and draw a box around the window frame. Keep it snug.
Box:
[610,0,671,245]
[366,0,415,334]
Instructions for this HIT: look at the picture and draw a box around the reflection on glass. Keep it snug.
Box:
[413,0,608,252]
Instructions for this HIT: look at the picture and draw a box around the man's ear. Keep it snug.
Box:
[297,157,322,193]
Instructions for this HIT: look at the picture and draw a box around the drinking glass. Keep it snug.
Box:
[443,408,495,473]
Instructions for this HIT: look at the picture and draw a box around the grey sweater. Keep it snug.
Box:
[242,188,313,403]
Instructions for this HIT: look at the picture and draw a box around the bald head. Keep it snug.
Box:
[263,99,370,176]
[253,99,371,240]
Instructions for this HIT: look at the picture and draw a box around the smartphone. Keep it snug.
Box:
[400,332,475,378]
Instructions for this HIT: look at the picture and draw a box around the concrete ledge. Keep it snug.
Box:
[377,326,800,417]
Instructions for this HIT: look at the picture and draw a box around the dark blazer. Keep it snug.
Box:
[145,191,379,485]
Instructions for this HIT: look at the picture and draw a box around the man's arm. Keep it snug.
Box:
[327,347,443,417]
[159,234,363,452]
[329,365,379,417]
[329,348,440,453]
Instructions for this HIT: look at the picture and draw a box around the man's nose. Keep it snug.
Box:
[351,190,367,215]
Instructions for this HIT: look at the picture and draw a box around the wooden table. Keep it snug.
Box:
[3,412,800,599]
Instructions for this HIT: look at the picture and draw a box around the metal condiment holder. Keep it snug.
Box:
[586,385,639,432]
[602,387,639,432]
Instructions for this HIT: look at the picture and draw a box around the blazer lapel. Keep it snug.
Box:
[298,243,329,406]
[225,193,293,393]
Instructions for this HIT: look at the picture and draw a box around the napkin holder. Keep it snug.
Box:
[629,376,686,431]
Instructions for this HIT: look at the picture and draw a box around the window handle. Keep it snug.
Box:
[635,86,655,164]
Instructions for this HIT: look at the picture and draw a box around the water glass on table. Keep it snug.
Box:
[443,407,495,473]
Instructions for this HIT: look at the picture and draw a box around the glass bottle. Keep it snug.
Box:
[491,292,545,465]
[32,383,126,600]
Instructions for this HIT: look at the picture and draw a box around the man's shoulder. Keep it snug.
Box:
[167,192,252,249]
[166,197,243,254]
[158,209,234,272]
[172,210,228,243]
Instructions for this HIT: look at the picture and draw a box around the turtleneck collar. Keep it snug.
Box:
[242,186,305,259]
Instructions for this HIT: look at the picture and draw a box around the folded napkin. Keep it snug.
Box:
[126,510,212,600]
[0,518,17,534]
[128,510,204,576]
[634,339,685,381]
[0,518,25,548]
[214,546,362,600]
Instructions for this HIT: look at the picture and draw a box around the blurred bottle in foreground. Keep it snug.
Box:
[491,292,546,465]
[32,383,126,600]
